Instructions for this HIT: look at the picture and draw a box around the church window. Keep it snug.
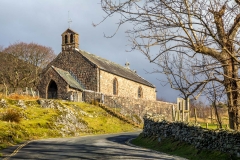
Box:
[70,34,74,43]
[65,35,68,43]
[138,87,143,98]
[113,78,118,95]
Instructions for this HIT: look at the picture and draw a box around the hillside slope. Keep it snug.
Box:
[0,98,138,150]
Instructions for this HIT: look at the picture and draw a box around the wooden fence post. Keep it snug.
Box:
[211,107,213,124]
[194,108,197,124]
[172,105,175,121]
[182,100,185,122]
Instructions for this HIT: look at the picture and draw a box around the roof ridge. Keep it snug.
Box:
[80,50,132,70]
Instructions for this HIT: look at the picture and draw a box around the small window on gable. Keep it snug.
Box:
[113,78,118,95]
[70,34,74,43]
[138,87,143,98]
[65,35,68,44]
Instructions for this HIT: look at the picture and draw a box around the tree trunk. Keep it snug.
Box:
[213,102,222,128]
[224,60,240,130]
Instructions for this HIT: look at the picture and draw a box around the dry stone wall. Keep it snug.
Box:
[83,90,176,121]
[143,115,240,156]
[107,95,175,121]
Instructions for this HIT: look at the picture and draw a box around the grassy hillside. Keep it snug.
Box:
[0,96,138,151]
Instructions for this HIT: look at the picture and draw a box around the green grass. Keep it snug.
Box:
[199,123,229,130]
[61,101,136,134]
[0,99,138,152]
[131,133,239,160]
[0,104,61,150]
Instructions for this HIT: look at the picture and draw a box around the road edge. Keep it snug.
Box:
[125,138,188,160]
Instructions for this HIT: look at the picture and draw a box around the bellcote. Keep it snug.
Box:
[61,28,79,51]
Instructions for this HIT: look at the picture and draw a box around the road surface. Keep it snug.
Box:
[1,131,186,160]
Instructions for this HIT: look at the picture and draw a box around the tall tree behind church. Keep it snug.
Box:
[0,42,56,90]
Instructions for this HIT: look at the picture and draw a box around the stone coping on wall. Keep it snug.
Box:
[83,90,176,106]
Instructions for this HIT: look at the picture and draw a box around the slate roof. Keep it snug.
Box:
[52,66,85,91]
[75,49,155,88]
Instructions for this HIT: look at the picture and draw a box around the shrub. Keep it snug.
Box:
[1,109,21,123]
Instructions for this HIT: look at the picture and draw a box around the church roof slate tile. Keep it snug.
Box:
[52,66,85,91]
[76,49,155,88]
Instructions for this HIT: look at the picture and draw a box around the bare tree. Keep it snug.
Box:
[97,0,240,130]
[3,42,55,68]
[205,81,224,128]
[1,42,56,89]
[0,52,35,90]
[157,53,211,100]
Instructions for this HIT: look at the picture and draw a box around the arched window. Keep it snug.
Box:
[70,34,74,43]
[113,78,118,95]
[65,35,68,44]
[138,87,143,98]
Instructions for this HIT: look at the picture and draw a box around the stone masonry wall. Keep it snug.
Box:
[38,67,68,99]
[143,115,240,156]
[83,90,102,103]
[46,50,98,91]
[106,95,175,121]
[82,90,176,121]
[99,70,156,100]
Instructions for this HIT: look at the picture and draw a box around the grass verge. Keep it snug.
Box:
[131,133,240,160]
[0,99,138,153]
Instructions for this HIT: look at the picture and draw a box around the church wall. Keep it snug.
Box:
[47,50,98,91]
[99,70,156,100]
[38,68,69,99]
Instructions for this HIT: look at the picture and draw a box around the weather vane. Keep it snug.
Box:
[68,11,72,28]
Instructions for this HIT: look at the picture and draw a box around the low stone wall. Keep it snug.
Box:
[143,115,240,155]
[82,90,176,121]
[108,96,176,121]
[83,90,102,103]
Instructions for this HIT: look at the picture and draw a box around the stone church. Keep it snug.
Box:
[38,28,156,101]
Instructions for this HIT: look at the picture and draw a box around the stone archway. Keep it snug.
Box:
[47,80,58,99]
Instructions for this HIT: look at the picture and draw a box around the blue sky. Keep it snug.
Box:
[0,0,180,102]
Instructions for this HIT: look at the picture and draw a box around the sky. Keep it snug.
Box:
[0,0,181,102]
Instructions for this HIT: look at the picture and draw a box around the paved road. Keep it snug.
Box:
[1,131,186,160]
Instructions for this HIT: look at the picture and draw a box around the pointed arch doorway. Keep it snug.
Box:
[47,80,58,99]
